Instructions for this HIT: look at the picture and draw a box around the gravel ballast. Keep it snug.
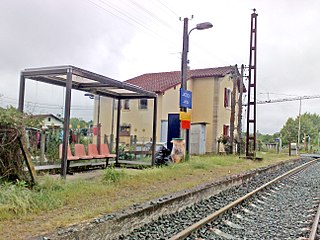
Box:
[191,160,320,239]
[119,158,314,240]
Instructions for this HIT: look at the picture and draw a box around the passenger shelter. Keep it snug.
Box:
[18,65,158,178]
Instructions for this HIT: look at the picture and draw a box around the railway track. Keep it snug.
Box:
[119,158,319,240]
[169,159,320,240]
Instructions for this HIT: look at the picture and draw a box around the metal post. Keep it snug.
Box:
[151,97,157,166]
[237,64,244,154]
[61,68,72,178]
[246,9,258,158]
[110,98,115,152]
[97,95,101,153]
[180,17,189,158]
[40,129,46,164]
[181,18,189,91]
[18,74,25,112]
[115,99,121,167]
[229,65,237,154]
[289,138,291,156]
[297,97,301,154]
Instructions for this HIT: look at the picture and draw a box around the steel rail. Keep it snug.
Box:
[309,202,320,240]
[169,159,319,240]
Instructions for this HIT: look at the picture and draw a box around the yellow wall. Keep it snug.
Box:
[216,75,240,152]
[96,74,240,153]
[192,77,214,152]
[121,99,154,142]
[94,97,114,145]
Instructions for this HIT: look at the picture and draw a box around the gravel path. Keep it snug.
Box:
[119,158,313,240]
[191,161,320,239]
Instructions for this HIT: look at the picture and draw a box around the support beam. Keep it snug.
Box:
[18,74,25,112]
[115,99,121,167]
[61,68,72,178]
[151,97,157,166]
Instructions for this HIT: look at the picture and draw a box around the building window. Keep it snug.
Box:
[139,99,148,109]
[224,88,231,108]
[48,117,51,122]
[123,99,130,110]
[223,124,229,137]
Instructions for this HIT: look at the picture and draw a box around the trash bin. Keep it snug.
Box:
[171,138,185,163]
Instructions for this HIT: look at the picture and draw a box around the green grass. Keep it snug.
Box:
[102,167,126,183]
[0,178,64,218]
[0,152,296,239]
[0,152,291,218]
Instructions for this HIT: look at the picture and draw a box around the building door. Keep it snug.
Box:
[167,114,180,151]
[160,120,168,143]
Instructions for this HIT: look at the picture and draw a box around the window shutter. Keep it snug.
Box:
[223,124,230,136]
[224,88,227,107]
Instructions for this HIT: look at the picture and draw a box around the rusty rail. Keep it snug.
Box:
[169,159,319,240]
[309,202,320,240]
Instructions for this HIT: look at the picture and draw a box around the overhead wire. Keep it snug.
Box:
[86,0,223,65]
[0,95,94,111]
[126,0,176,31]
[155,0,180,18]
[87,0,179,50]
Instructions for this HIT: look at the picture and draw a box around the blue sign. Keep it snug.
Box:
[180,88,192,109]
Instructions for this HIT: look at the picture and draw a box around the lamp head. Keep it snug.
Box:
[196,22,213,30]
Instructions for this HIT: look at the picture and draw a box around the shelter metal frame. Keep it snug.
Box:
[18,65,158,178]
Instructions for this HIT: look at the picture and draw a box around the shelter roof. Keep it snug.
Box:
[125,66,245,93]
[22,65,157,99]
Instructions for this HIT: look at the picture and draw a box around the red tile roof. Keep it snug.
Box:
[125,66,236,93]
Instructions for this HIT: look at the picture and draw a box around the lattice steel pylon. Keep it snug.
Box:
[246,9,258,158]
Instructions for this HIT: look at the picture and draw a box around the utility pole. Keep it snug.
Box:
[237,64,244,153]
[297,97,301,154]
[246,9,258,158]
[179,17,212,159]
[180,17,190,158]
[229,65,237,154]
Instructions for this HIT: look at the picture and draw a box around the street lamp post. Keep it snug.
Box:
[180,18,212,158]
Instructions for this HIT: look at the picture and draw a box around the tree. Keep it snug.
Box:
[69,118,90,129]
[280,113,320,145]
[257,132,280,144]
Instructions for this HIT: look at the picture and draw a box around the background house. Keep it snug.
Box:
[33,114,64,129]
[95,65,244,153]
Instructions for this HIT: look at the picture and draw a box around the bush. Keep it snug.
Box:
[0,107,41,182]
[118,144,135,160]
[45,129,62,162]
[102,167,126,184]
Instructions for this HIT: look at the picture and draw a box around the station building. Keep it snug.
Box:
[95,65,244,154]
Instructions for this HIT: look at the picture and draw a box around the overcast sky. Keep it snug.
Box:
[1,0,320,134]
